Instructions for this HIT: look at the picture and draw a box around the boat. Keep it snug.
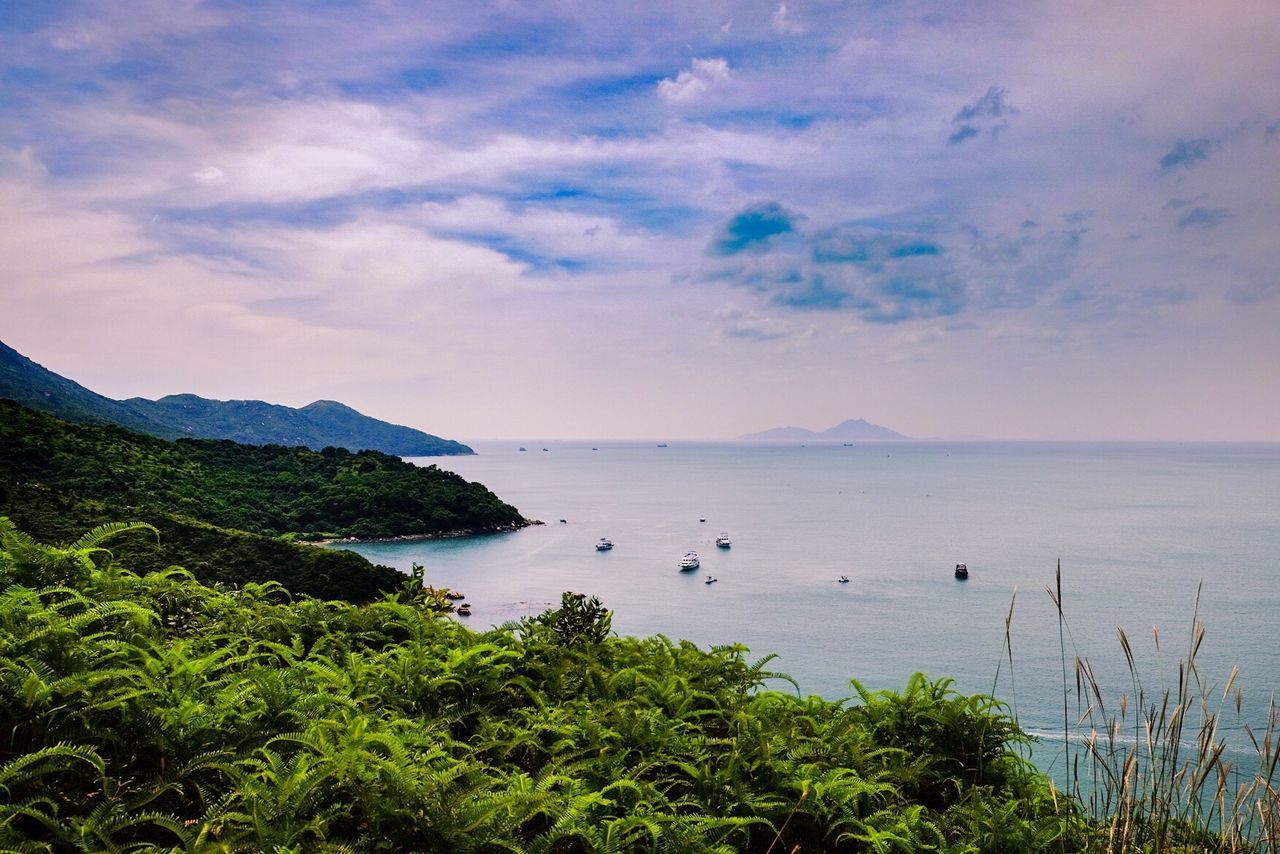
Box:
[518,447,527,452]
[456,604,472,616]
[444,590,466,600]
[838,576,850,583]
[657,443,668,448]
[954,563,969,579]
[704,576,717,585]
[679,552,700,571]
[595,538,614,551]
[715,533,731,548]
[699,517,706,523]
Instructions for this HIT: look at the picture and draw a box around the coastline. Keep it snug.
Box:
[305,518,542,546]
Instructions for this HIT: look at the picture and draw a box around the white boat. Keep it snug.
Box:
[715,533,731,548]
[679,552,700,570]
[595,538,614,551]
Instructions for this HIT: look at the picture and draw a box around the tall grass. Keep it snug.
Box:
[1009,564,1280,852]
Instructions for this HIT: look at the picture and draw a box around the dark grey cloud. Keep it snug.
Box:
[947,124,979,145]
[1177,207,1232,229]
[1159,137,1219,171]
[710,201,800,255]
[948,86,1017,145]
[954,87,1017,122]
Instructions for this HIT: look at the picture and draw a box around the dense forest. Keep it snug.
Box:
[0,519,1110,852]
[0,401,526,601]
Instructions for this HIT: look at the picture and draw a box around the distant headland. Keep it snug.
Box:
[0,338,472,456]
[738,418,913,442]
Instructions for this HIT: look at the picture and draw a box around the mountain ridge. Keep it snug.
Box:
[739,418,913,442]
[0,339,472,456]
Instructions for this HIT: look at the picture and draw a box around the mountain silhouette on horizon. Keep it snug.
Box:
[738,418,912,442]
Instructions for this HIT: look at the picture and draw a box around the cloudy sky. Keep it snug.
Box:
[2,1,1277,441]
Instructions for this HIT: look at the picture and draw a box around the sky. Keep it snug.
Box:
[1,1,1278,441]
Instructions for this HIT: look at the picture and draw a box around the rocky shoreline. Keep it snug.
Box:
[305,518,542,546]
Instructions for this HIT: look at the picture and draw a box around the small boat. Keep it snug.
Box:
[657,443,668,448]
[715,533,731,548]
[592,447,599,451]
[704,576,717,585]
[444,590,466,600]
[838,576,850,583]
[559,519,567,524]
[595,538,614,551]
[679,552,700,571]
[699,517,706,523]
[518,447,527,452]
[456,604,472,616]
[542,448,549,452]
[954,563,969,579]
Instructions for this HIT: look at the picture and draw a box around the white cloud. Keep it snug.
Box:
[714,305,794,341]
[657,58,731,104]
[190,165,226,186]
[771,4,806,35]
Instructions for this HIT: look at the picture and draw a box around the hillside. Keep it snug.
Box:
[739,417,913,442]
[0,339,472,455]
[0,402,528,599]
[124,393,473,456]
[0,339,180,438]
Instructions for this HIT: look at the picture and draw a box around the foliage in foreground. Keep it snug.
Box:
[0,519,1091,852]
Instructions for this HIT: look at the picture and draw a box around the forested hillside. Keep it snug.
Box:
[0,401,527,600]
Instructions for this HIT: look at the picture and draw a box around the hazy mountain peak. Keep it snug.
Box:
[738,418,911,442]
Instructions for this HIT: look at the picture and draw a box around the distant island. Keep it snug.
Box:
[0,339,472,456]
[738,418,913,442]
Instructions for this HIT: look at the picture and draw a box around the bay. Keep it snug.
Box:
[332,441,1280,771]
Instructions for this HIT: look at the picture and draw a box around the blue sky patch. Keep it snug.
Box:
[712,202,800,255]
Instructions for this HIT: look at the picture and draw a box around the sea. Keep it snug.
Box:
[331,441,1280,777]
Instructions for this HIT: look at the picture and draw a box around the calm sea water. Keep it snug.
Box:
[333,441,1280,770]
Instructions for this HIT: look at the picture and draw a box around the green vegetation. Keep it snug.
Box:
[0,401,526,601]
[0,520,1088,852]
[0,339,472,455]
[0,340,175,438]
